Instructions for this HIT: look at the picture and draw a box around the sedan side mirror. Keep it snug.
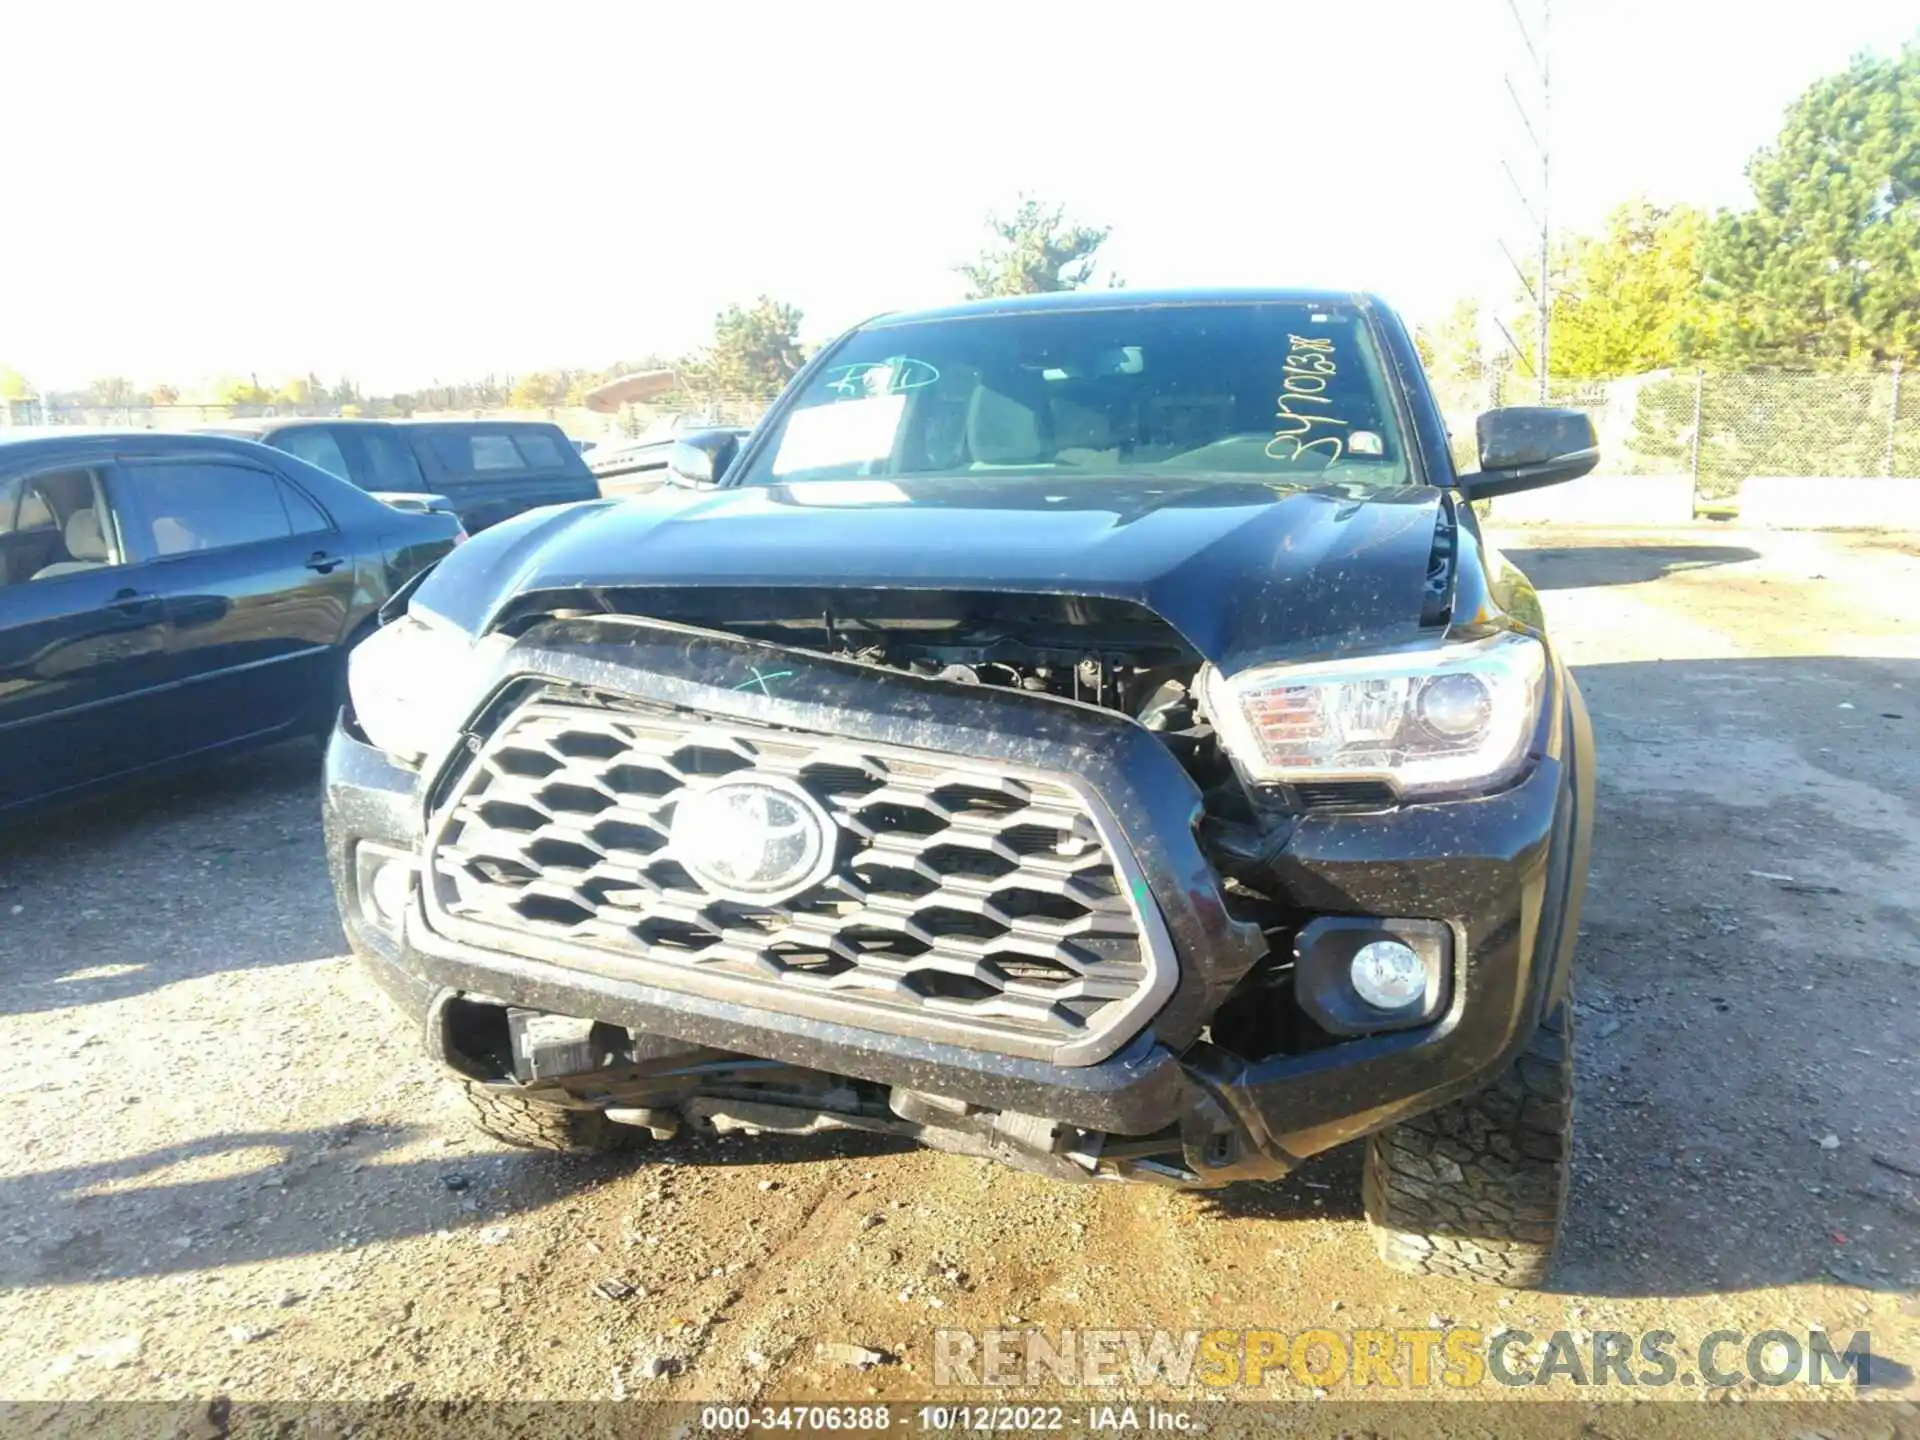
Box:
[1455,406,1599,502]
[665,429,742,489]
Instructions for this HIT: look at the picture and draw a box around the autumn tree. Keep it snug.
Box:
[508,371,570,409]
[149,383,180,405]
[84,376,137,407]
[685,297,806,401]
[0,367,32,401]
[275,376,316,409]
[1700,43,1920,366]
[957,196,1113,299]
[214,376,272,407]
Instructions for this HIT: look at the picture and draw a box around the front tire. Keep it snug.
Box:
[1362,1003,1573,1288]
[462,1082,643,1154]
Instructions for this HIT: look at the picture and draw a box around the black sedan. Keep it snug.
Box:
[0,429,462,817]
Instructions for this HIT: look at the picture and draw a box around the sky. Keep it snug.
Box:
[3,1,1915,394]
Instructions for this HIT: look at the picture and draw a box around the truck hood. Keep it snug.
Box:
[412,474,1446,673]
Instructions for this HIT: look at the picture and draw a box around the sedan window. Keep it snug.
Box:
[124,462,296,555]
[1,467,122,584]
[279,481,334,536]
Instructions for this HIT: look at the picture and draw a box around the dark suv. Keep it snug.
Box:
[200,419,598,533]
[325,290,1597,1287]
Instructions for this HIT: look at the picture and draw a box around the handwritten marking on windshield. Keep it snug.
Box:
[1266,333,1349,463]
[823,358,941,398]
[733,668,796,695]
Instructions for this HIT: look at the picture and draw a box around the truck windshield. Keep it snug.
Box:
[735,301,1411,491]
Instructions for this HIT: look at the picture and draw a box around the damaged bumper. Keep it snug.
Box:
[324,616,1592,1185]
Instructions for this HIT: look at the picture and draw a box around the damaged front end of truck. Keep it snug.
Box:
[323,471,1590,1191]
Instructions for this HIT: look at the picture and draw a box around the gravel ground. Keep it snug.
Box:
[2,524,1917,1427]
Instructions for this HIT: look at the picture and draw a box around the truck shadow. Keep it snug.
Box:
[0,1121,911,1290]
[1496,541,1760,589]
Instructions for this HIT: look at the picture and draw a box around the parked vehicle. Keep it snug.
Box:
[0,430,461,816]
[198,419,598,534]
[326,289,1598,1287]
[588,426,751,492]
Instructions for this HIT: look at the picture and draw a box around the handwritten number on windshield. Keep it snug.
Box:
[1266,334,1348,462]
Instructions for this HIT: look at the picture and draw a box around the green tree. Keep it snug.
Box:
[957,195,1113,298]
[1700,43,1920,366]
[1542,201,1714,376]
[1415,299,1492,471]
[686,297,806,401]
[1414,299,1486,384]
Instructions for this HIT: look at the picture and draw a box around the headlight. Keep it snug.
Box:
[1201,631,1546,797]
[347,611,510,764]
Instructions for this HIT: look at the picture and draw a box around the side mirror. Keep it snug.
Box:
[665,429,741,489]
[1456,406,1599,502]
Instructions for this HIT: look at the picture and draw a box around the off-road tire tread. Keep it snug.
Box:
[1363,1004,1572,1288]
[462,1082,641,1154]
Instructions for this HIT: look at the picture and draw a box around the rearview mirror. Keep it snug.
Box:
[666,429,741,489]
[1455,407,1599,502]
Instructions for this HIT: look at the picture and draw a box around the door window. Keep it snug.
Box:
[123,462,295,556]
[271,427,353,481]
[0,467,121,585]
[355,427,428,491]
[278,481,334,536]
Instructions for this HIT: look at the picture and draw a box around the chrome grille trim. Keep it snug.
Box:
[419,694,1178,1065]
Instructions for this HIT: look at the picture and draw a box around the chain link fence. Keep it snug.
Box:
[1430,362,1915,500]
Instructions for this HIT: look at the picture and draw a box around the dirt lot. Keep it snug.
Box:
[2,524,1918,1427]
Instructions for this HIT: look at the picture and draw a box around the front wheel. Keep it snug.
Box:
[462,1082,645,1154]
[1362,1003,1573,1288]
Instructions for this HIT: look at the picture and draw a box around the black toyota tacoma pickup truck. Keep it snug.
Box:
[325,289,1597,1287]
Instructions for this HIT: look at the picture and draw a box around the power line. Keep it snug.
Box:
[1500,0,1552,402]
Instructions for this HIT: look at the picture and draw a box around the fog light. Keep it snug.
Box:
[1350,940,1426,1010]
[1292,916,1452,1036]
[355,843,417,932]
[370,861,412,925]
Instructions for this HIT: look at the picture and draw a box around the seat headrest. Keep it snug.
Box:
[64,507,107,563]
[966,386,1046,465]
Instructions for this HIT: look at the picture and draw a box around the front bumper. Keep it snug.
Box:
[324,616,1592,1182]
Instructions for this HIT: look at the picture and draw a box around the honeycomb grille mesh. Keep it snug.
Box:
[421,695,1170,1063]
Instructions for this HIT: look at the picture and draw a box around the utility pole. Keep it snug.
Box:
[1535,0,1550,403]
[1502,0,1552,401]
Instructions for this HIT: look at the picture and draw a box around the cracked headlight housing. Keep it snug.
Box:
[347,610,511,765]
[1202,632,1546,798]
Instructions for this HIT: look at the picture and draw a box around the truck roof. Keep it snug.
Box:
[864,287,1382,328]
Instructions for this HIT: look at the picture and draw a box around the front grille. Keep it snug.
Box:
[421,693,1175,1065]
